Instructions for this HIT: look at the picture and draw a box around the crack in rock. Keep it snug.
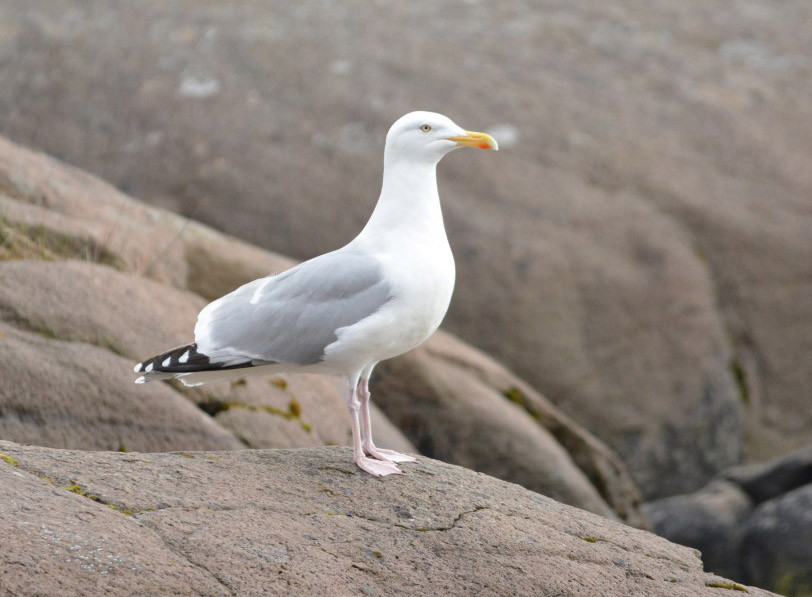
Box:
[346,505,488,533]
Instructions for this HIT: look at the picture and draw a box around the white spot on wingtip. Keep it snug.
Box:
[133,363,142,372]
[179,350,190,364]
[162,357,171,367]
[145,363,154,373]
[135,376,146,384]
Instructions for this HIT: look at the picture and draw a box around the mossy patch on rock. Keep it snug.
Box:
[0,453,19,467]
[199,398,312,434]
[729,359,750,404]
[63,482,136,515]
[269,377,288,390]
[0,215,118,267]
[503,386,541,422]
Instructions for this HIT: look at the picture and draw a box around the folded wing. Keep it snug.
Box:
[194,248,392,366]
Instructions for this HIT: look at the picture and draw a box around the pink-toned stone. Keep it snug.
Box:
[0,441,776,597]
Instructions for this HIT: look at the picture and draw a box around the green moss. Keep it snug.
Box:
[0,453,19,467]
[202,398,312,433]
[0,215,119,266]
[258,403,294,418]
[117,443,127,453]
[63,483,102,503]
[774,573,793,596]
[582,537,605,544]
[63,482,138,515]
[289,398,301,418]
[230,378,247,388]
[504,386,525,405]
[27,322,57,340]
[106,504,136,516]
[372,550,383,559]
[729,360,750,404]
[503,386,541,421]
[269,377,288,390]
[772,571,812,596]
[706,582,748,592]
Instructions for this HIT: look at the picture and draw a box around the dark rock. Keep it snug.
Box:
[722,445,812,505]
[738,484,812,596]
[646,445,812,596]
[643,480,752,579]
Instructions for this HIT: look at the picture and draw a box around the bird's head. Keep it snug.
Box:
[384,111,498,165]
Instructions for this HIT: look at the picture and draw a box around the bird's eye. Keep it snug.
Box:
[420,124,432,133]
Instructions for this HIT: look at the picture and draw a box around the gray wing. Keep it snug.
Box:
[194,248,392,365]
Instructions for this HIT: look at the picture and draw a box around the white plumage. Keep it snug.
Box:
[134,111,497,475]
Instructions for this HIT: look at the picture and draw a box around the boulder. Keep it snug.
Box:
[0,258,357,452]
[0,440,774,597]
[643,480,752,579]
[738,484,812,596]
[721,444,812,505]
[0,322,241,453]
[645,445,812,595]
[0,134,296,298]
[4,0,810,497]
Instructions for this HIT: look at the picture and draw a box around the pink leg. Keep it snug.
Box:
[359,377,417,464]
[346,381,402,476]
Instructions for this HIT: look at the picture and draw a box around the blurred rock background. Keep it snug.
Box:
[0,1,810,595]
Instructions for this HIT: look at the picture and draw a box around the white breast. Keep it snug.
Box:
[379,237,456,352]
[323,235,455,370]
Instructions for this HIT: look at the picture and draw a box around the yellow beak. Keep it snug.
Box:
[448,130,499,151]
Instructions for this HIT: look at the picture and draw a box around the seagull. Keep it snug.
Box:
[134,111,498,476]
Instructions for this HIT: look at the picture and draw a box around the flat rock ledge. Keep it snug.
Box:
[0,441,772,597]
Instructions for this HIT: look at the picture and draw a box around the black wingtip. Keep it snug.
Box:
[134,343,265,376]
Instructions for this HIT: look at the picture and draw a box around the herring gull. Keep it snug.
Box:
[134,111,498,476]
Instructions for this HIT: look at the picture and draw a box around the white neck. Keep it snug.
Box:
[355,155,447,246]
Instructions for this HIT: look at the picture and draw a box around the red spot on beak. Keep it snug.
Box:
[478,143,490,150]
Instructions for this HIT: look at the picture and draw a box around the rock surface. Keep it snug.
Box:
[737,485,812,596]
[0,321,241,453]
[3,1,811,498]
[375,330,645,527]
[645,445,812,595]
[0,134,640,520]
[0,441,773,597]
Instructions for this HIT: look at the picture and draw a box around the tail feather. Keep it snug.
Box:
[133,342,270,384]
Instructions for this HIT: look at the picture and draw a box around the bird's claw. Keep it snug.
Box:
[364,446,417,463]
[356,456,403,477]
